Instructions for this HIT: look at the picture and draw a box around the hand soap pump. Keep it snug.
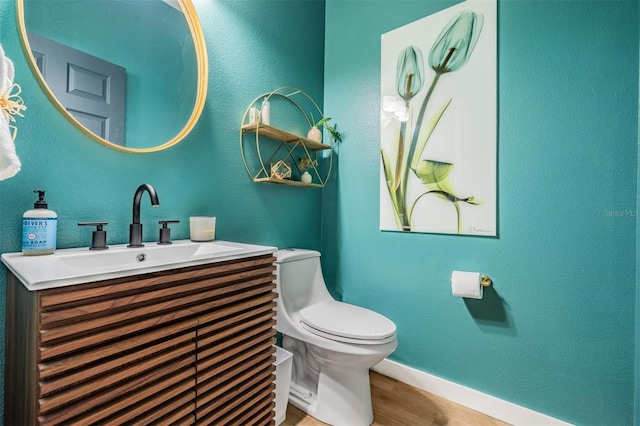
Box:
[22,190,57,256]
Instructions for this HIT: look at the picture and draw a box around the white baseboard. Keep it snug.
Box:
[372,359,571,426]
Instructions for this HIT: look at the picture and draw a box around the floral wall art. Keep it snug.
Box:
[380,0,496,236]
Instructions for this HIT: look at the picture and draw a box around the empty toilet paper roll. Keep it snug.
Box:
[451,271,483,299]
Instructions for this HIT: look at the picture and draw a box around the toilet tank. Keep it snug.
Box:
[274,249,333,314]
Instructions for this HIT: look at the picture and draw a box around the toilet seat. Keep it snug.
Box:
[299,301,396,345]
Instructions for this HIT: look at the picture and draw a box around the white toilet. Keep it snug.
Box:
[274,249,397,426]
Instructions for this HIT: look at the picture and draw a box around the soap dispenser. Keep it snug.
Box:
[22,190,57,256]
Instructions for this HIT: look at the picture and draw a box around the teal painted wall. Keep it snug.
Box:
[0,0,325,419]
[322,1,638,425]
[1,0,639,424]
[636,5,640,417]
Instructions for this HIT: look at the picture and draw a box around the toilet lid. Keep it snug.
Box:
[299,301,396,344]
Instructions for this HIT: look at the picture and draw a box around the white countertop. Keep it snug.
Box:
[1,239,277,291]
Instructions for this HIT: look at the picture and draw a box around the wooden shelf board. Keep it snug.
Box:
[242,123,331,151]
[254,177,323,188]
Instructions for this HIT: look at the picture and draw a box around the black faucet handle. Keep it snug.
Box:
[78,222,109,250]
[158,220,180,245]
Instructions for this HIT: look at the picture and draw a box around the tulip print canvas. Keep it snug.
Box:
[380,0,496,236]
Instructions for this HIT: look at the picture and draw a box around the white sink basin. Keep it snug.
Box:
[1,240,277,291]
[57,241,240,270]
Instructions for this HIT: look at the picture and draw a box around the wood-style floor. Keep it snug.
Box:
[282,371,511,426]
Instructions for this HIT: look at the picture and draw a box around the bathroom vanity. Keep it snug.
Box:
[2,240,278,425]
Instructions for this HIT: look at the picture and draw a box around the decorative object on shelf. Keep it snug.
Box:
[261,97,271,125]
[300,171,312,184]
[240,86,338,188]
[326,122,342,143]
[299,154,317,184]
[308,114,343,144]
[271,160,291,180]
[250,107,260,123]
[307,126,322,142]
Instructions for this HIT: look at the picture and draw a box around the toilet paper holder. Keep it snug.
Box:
[449,274,493,286]
[480,275,492,287]
[450,271,492,299]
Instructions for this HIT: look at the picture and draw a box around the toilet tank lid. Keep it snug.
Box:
[274,248,320,263]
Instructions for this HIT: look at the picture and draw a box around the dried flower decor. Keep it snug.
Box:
[298,154,317,172]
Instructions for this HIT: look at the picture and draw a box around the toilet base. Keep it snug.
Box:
[288,365,374,426]
[283,335,375,426]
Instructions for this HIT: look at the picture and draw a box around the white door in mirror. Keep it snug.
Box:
[27,32,126,146]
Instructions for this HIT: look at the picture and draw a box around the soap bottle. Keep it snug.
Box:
[261,97,271,125]
[22,190,57,256]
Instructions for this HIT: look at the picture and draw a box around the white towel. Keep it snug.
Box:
[0,43,22,181]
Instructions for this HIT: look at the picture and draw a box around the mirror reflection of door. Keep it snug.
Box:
[27,31,126,146]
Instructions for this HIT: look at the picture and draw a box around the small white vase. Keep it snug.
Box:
[307,126,322,142]
[301,171,312,184]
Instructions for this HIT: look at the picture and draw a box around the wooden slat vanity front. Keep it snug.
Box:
[5,253,277,425]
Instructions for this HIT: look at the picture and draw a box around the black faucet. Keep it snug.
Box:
[128,184,159,247]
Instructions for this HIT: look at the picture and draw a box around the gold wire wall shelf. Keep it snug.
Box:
[240,87,333,188]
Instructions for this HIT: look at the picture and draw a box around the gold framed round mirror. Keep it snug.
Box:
[16,0,208,153]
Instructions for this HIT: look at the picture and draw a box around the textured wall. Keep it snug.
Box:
[0,0,325,419]
[322,1,638,424]
[1,1,638,424]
